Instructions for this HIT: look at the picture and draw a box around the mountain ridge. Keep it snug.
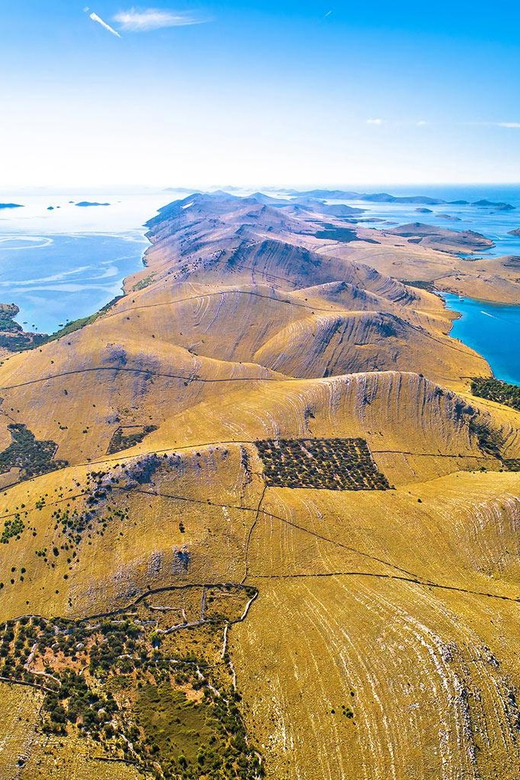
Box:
[0,192,519,779]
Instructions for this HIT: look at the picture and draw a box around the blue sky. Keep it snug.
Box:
[1,1,519,187]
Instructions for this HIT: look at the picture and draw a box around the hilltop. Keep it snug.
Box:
[0,192,520,779]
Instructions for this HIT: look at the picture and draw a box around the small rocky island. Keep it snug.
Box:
[473,199,515,211]
[75,201,111,207]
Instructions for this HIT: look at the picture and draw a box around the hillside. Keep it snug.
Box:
[0,192,520,779]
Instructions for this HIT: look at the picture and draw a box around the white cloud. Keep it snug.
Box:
[113,7,208,32]
[366,118,430,128]
[88,11,122,38]
[468,121,520,129]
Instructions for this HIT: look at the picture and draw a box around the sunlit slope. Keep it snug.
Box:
[0,329,282,466]
[322,230,520,304]
[0,444,264,620]
[235,472,520,780]
[1,192,519,779]
[2,364,520,614]
[0,197,491,469]
[235,572,520,779]
[1,369,519,618]
[2,441,520,778]
[132,371,520,484]
[252,310,483,380]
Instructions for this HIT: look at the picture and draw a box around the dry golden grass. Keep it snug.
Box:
[19,732,146,779]
[0,683,42,778]
[0,192,519,778]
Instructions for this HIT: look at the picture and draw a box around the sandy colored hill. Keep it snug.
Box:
[385,221,495,251]
[0,192,519,779]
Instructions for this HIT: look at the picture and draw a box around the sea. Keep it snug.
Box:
[337,183,520,259]
[0,184,519,383]
[442,294,520,386]
[0,189,182,334]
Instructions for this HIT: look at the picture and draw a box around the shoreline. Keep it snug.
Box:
[440,289,520,386]
[4,230,151,338]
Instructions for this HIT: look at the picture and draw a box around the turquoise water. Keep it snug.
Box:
[0,233,147,334]
[443,293,520,386]
[0,190,182,334]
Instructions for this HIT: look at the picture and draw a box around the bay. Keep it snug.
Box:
[443,293,520,386]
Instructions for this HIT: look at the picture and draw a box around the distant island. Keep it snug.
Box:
[163,187,202,194]
[285,189,516,210]
[386,221,494,251]
[473,199,515,211]
[75,201,111,207]
[0,202,23,210]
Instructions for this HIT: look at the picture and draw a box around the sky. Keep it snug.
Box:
[0,1,519,188]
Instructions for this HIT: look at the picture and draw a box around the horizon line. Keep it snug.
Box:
[2,181,520,193]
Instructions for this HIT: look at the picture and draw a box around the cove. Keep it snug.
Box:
[443,293,520,386]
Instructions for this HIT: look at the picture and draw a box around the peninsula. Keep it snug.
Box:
[0,192,519,780]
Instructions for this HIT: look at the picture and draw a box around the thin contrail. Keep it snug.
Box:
[85,8,122,38]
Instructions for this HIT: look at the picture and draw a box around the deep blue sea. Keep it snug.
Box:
[0,185,519,385]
